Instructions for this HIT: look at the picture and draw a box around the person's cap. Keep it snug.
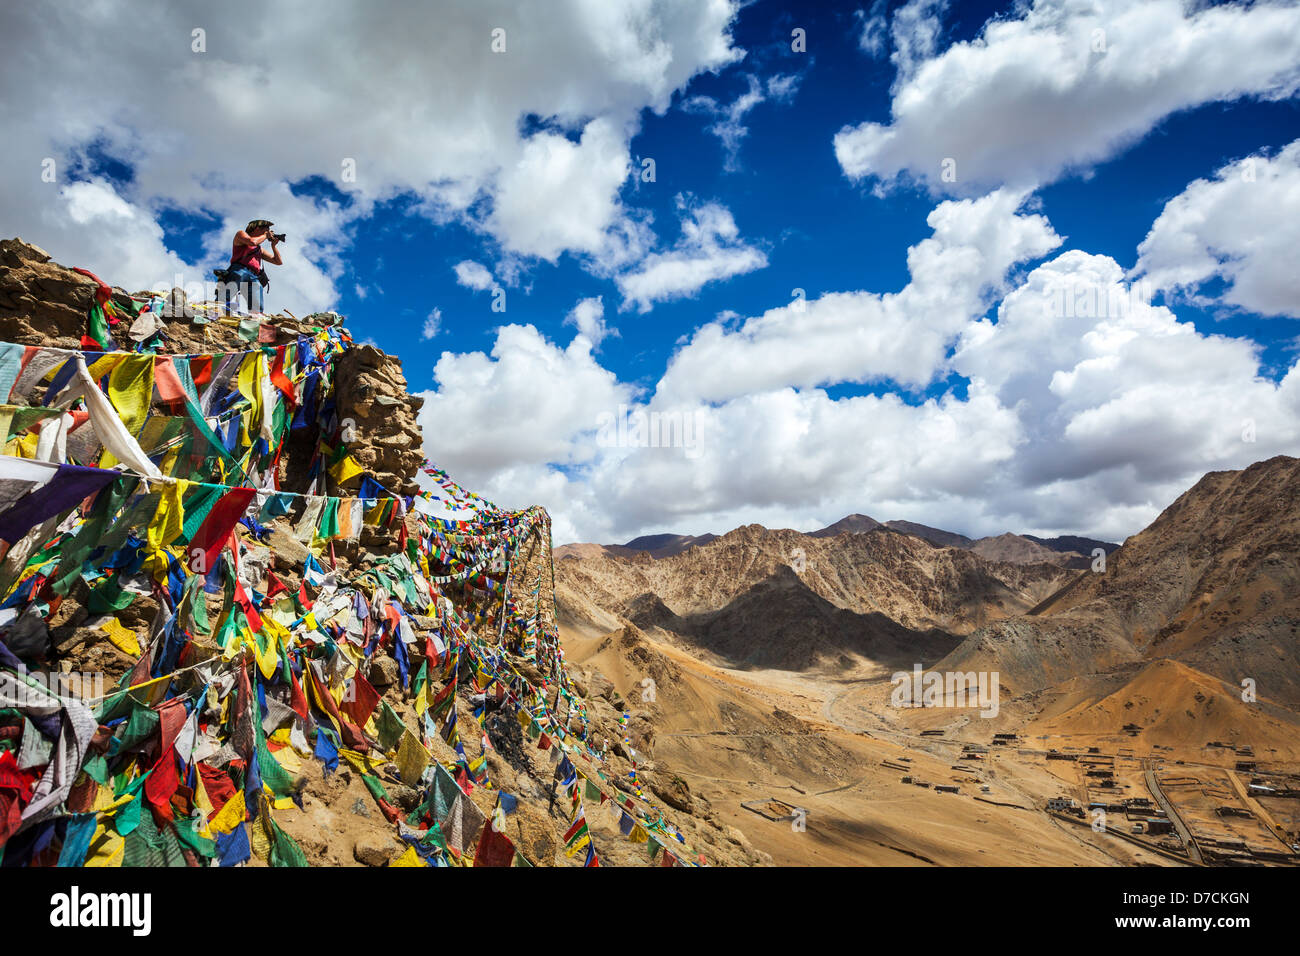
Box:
[247,219,274,231]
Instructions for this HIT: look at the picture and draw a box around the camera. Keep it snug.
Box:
[270,232,286,243]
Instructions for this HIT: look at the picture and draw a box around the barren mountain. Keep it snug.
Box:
[555,522,1078,674]
[1023,533,1120,557]
[555,531,718,561]
[883,519,973,549]
[1030,659,1300,755]
[549,453,1300,864]
[808,513,883,537]
[940,455,1300,708]
[968,531,1080,566]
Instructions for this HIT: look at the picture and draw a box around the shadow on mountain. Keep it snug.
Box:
[665,565,960,672]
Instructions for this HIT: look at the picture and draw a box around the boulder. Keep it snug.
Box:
[352,836,396,867]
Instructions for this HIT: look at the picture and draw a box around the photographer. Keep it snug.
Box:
[221,219,284,315]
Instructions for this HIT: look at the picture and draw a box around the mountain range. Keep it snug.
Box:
[558,516,1118,569]
[555,455,1300,722]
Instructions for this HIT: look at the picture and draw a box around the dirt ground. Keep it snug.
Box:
[559,621,1300,866]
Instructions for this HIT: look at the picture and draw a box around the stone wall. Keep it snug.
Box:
[333,344,426,496]
[0,238,114,347]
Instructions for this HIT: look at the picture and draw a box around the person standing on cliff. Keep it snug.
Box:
[221,219,283,315]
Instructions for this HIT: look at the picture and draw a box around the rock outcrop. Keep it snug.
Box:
[333,344,425,496]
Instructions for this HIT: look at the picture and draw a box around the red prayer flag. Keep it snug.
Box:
[339,669,380,727]
[473,825,516,867]
[144,745,179,824]
[190,488,257,580]
[287,664,309,720]
[153,356,187,409]
[190,355,212,389]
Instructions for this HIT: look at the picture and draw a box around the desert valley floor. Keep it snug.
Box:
[562,620,1300,866]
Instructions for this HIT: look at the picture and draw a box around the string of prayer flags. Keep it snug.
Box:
[0,460,119,545]
[0,305,713,868]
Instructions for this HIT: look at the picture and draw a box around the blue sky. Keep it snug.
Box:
[4,0,1300,543]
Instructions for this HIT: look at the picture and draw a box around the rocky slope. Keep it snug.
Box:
[939,456,1300,708]
[555,522,1079,673]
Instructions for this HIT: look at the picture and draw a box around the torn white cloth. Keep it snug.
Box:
[294,495,325,543]
[128,310,166,342]
[53,357,162,479]
[34,411,74,464]
[257,353,277,444]
[348,498,364,541]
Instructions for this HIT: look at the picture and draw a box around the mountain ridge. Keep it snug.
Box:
[560,514,1120,570]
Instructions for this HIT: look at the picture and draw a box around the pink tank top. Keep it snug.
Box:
[231,238,262,271]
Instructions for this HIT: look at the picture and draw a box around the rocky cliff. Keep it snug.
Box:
[0,236,764,868]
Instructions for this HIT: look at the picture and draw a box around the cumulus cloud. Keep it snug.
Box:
[952,249,1300,533]
[616,198,769,312]
[0,0,743,304]
[654,188,1060,401]
[834,0,1300,192]
[487,118,636,263]
[564,296,614,349]
[415,323,636,481]
[452,260,497,292]
[416,190,1300,546]
[1134,139,1300,319]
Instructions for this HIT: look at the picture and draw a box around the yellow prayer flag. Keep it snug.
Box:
[84,824,125,868]
[390,846,425,867]
[261,614,292,648]
[208,789,247,834]
[85,353,127,382]
[396,729,430,785]
[145,479,187,553]
[13,431,39,459]
[236,353,262,447]
[101,617,141,657]
[339,748,389,776]
[106,354,155,439]
[329,455,364,484]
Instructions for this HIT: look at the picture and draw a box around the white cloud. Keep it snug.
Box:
[453,260,496,292]
[686,72,801,171]
[565,296,614,349]
[856,1,890,58]
[655,188,1060,401]
[421,308,442,340]
[416,191,1300,546]
[487,117,635,263]
[415,323,636,481]
[0,0,743,305]
[616,198,769,312]
[834,0,1300,192]
[1134,139,1300,319]
[951,249,1300,532]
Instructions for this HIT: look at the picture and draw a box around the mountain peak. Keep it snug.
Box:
[808,513,882,537]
